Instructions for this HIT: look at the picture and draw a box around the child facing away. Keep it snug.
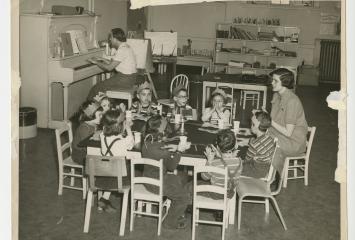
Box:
[242,111,276,179]
[131,81,158,115]
[72,100,103,165]
[201,88,231,125]
[97,109,135,213]
[202,129,242,198]
[141,115,191,229]
[166,85,193,120]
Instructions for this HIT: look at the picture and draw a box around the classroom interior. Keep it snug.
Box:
[18,1,343,240]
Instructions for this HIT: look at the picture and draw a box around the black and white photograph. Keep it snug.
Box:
[9,0,354,239]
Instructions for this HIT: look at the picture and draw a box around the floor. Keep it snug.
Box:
[19,80,340,240]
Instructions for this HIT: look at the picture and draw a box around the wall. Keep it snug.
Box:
[20,0,128,41]
[95,0,128,41]
[147,1,341,66]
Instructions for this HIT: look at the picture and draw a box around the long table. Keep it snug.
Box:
[82,121,252,225]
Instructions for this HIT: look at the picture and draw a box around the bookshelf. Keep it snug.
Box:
[214,22,301,82]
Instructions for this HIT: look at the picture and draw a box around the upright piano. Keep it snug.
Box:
[20,14,105,128]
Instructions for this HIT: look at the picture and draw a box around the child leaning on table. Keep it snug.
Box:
[141,115,192,229]
[201,88,231,125]
[72,100,103,165]
[96,109,135,213]
[201,129,242,199]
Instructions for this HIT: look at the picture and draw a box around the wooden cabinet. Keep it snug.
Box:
[214,23,301,82]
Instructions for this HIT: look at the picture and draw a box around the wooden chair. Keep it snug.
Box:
[283,126,316,188]
[55,121,87,199]
[236,143,288,230]
[158,74,189,105]
[83,155,130,236]
[192,165,229,240]
[130,158,171,236]
[239,90,261,110]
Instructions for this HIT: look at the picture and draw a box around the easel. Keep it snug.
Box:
[127,38,157,99]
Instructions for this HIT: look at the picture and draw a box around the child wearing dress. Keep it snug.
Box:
[201,88,231,125]
[97,109,135,212]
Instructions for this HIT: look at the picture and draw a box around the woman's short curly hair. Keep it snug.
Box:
[269,68,295,89]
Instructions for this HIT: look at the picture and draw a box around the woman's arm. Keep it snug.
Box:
[92,58,120,72]
[271,120,295,137]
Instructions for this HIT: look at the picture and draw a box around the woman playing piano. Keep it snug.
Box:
[87,28,142,99]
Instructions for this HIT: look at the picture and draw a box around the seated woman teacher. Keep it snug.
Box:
[87,28,139,99]
[267,68,308,165]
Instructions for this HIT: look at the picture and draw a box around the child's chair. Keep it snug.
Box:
[55,121,87,199]
[130,158,171,236]
[192,165,229,240]
[236,142,288,230]
[239,90,261,110]
[83,155,130,236]
[283,126,316,187]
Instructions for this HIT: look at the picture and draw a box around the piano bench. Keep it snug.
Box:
[106,90,134,109]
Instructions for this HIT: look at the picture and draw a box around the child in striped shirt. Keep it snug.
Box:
[201,129,242,198]
[242,111,276,179]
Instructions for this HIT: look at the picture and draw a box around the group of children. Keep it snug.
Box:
[69,79,277,228]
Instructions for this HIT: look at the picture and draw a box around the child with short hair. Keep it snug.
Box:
[242,111,276,179]
[202,129,242,193]
[72,100,103,165]
[201,88,231,125]
[167,85,193,120]
[97,109,135,213]
[131,81,157,115]
[141,115,191,229]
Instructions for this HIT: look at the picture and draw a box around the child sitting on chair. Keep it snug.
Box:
[131,81,158,115]
[242,111,276,179]
[72,100,103,165]
[93,92,112,113]
[202,129,242,198]
[167,85,193,120]
[97,109,134,213]
[201,88,231,125]
[141,115,191,229]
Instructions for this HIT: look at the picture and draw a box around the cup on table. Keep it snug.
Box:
[218,119,224,129]
[157,104,163,115]
[175,114,181,124]
[233,120,240,132]
[179,136,187,146]
[134,132,141,144]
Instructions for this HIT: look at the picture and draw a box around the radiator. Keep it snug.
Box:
[319,40,340,83]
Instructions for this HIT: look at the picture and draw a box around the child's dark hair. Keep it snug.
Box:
[254,111,271,132]
[101,109,125,137]
[78,100,97,122]
[216,129,236,153]
[145,115,172,141]
[111,28,126,42]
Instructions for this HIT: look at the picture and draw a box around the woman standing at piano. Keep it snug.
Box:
[87,28,139,100]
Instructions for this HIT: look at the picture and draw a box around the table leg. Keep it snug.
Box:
[63,84,69,121]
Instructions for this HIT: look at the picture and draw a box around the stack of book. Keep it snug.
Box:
[229,27,257,40]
